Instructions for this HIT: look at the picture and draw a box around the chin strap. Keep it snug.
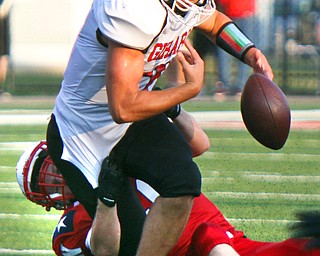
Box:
[216,22,255,63]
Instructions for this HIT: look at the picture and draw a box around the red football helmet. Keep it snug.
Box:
[16,141,74,211]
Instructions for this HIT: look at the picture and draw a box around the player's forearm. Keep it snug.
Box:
[199,10,274,81]
[110,85,201,123]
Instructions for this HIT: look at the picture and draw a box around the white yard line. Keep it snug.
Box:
[203,151,320,160]
[0,213,60,220]
[0,142,37,151]
[0,114,51,125]
[244,174,320,182]
[2,179,319,200]
[206,191,320,200]
[0,249,53,255]
[227,218,296,224]
[191,109,320,122]
[0,110,319,125]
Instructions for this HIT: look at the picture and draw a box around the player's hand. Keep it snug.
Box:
[291,211,320,249]
[244,48,274,81]
[98,155,126,207]
[176,40,204,96]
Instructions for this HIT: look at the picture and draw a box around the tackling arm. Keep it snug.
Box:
[173,110,210,157]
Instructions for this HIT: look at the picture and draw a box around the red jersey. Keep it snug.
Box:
[217,0,255,19]
[52,180,320,256]
[52,201,93,256]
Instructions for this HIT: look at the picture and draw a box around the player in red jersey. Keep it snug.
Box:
[16,139,320,256]
[17,108,320,256]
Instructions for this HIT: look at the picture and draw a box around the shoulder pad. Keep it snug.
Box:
[93,0,167,50]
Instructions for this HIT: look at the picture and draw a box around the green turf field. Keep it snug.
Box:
[0,97,319,255]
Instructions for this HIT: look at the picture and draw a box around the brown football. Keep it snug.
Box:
[241,73,291,150]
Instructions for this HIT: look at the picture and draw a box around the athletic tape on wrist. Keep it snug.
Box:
[216,22,255,62]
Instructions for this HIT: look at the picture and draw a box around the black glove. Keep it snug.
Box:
[164,104,181,120]
[153,86,181,120]
[98,154,126,207]
[291,211,320,249]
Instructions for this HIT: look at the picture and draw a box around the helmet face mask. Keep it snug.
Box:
[37,155,74,210]
[16,141,74,211]
[162,0,216,27]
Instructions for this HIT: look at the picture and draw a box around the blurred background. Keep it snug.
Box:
[0,0,319,96]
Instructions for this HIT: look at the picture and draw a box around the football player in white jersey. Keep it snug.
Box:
[46,0,274,255]
[19,105,211,256]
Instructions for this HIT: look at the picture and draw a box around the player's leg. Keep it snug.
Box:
[117,178,146,256]
[209,245,240,256]
[137,195,193,255]
[0,55,9,85]
[0,14,10,88]
[114,114,201,256]
[90,201,120,256]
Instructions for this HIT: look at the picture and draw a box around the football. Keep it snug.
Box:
[240,73,291,150]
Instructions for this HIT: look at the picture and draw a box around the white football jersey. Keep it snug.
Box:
[53,0,199,188]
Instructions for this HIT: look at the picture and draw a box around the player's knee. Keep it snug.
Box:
[90,225,119,256]
[160,161,202,197]
[91,245,118,256]
[184,162,202,195]
[154,196,194,221]
[158,195,193,210]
